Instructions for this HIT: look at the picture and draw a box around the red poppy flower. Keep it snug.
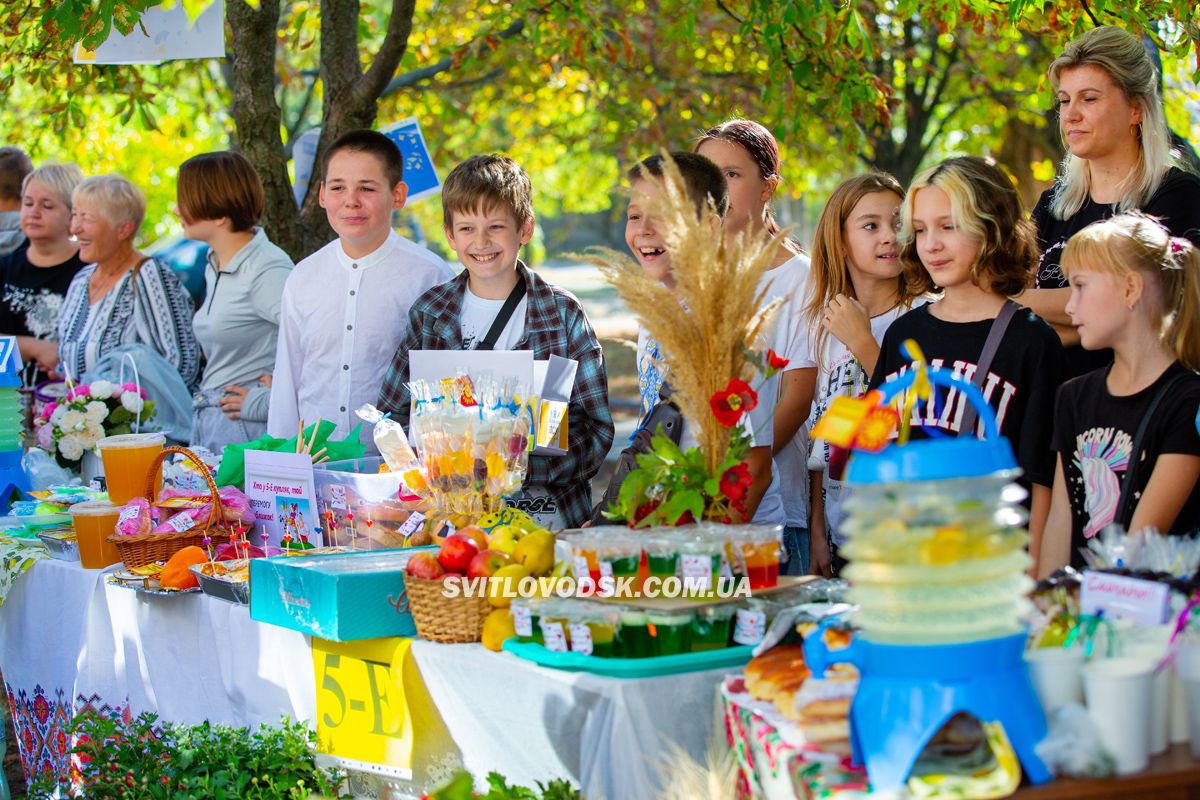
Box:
[719,462,753,502]
[766,349,789,371]
[710,379,758,427]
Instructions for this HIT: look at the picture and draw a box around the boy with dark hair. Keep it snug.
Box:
[378,154,614,529]
[269,130,452,448]
[616,150,783,525]
[0,146,33,256]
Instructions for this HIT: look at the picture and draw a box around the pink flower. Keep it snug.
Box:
[66,384,90,401]
[41,401,57,420]
[36,423,54,450]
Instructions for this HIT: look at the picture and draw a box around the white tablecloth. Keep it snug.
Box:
[411,641,728,799]
[0,560,729,797]
[0,559,314,784]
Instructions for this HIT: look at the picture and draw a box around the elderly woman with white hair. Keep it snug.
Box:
[58,175,200,389]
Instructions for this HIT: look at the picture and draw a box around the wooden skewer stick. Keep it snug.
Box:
[304,417,324,455]
[296,418,305,454]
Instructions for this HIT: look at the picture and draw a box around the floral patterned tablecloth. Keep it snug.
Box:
[722,675,870,799]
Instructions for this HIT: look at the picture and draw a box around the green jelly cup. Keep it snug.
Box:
[649,609,694,656]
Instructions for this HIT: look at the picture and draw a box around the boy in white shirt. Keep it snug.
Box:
[268,130,452,446]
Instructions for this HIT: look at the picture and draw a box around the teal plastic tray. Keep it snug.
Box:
[502,639,754,678]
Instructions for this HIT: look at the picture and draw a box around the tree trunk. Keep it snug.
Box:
[225,0,417,260]
[227,0,306,260]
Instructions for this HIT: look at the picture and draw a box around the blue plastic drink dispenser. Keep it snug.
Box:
[804,364,1051,791]
[0,337,29,512]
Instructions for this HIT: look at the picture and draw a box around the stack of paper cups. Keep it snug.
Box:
[1176,643,1200,757]
[1083,658,1153,775]
[1023,647,1084,714]
[1125,642,1169,755]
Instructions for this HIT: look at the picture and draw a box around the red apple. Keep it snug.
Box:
[437,535,479,574]
[456,525,489,552]
[406,552,446,580]
[467,549,512,580]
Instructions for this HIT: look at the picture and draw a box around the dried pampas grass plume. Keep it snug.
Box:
[581,151,782,475]
[653,738,740,800]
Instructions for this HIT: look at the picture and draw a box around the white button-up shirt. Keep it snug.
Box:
[268,231,452,448]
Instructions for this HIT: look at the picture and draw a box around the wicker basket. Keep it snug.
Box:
[405,575,490,643]
[107,446,237,570]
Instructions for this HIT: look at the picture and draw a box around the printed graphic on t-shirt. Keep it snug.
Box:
[637,335,664,420]
[1071,426,1132,539]
[884,358,1018,434]
[3,285,64,339]
[1035,239,1067,289]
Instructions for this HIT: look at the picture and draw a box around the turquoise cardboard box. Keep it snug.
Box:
[250,547,435,641]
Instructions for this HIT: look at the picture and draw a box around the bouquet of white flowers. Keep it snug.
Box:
[34,380,158,467]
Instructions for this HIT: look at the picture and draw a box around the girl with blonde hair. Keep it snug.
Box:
[869,156,1064,555]
[1039,213,1200,576]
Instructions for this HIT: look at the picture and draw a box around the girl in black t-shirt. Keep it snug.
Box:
[1039,214,1200,576]
[869,156,1064,558]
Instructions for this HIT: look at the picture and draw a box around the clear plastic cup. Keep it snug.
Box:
[691,604,735,651]
[678,538,722,599]
[649,609,694,656]
[70,500,122,569]
[599,534,643,595]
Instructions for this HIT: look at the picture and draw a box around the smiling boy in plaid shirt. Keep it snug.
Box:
[378,154,614,529]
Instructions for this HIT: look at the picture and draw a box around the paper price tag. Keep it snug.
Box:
[719,551,733,579]
[512,604,532,637]
[573,556,591,580]
[329,484,348,511]
[166,513,197,533]
[680,554,712,590]
[540,620,568,653]
[397,512,426,538]
[733,608,767,646]
[568,623,594,655]
[599,560,613,580]
[118,506,139,524]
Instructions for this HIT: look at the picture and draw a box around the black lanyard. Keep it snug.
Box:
[475,274,526,351]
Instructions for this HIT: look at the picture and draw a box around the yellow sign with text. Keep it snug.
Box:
[312,637,413,778]
[312,637,459,781]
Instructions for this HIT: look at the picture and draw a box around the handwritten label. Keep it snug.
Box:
[512,604,532,637]
[540,620,568,653]
[329,485,348,511]
[568,623,594,655]
[166,512,197,533]
[1080,570,1170,626]
[118,506,139,524]
[573,556,591,580]
[734,608,767,646]
[719,551,733,579]
[396,512,426,538]
[599,560,613,580]
[680,554,713,590]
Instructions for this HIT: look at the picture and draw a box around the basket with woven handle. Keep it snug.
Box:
[107,445,236,569]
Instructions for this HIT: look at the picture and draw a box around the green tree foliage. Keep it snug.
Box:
[3,1,1198,258]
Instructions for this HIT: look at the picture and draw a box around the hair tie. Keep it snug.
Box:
[1167,237,1189,270]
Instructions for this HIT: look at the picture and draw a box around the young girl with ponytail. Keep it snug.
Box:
[1039,213,1200,575]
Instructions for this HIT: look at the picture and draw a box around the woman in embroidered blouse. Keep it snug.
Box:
[58,175,200,388]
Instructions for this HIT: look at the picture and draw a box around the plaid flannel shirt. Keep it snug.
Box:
[378,262,614,528]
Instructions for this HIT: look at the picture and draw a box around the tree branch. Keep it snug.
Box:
[381,17,526,97]
[355,0,417,107]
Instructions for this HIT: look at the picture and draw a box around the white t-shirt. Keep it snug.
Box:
[460,286,527,351]
[758,255,817,528]
[807,303,911,544]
